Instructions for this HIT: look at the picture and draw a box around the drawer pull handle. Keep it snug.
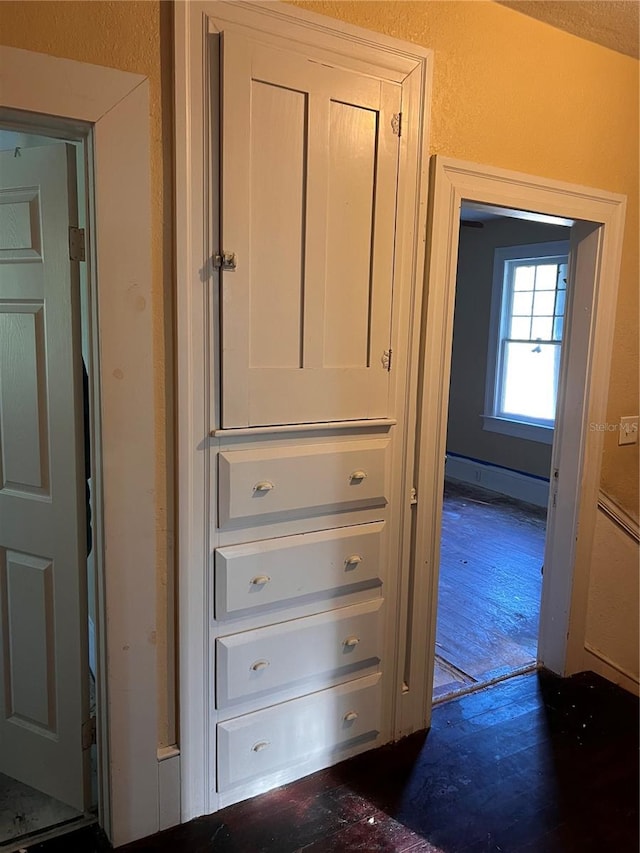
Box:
[349,470,367,482]
[343,635,360,648]
[251,659,270,672]
[252,741,270,752]
[343,710,359,723]
[345,555,362,569]
[253,480,274,493]
[250,575,271,586]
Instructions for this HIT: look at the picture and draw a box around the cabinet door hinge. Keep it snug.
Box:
[391,112,402,137]
[551,468,559,508]
[381,349,392,371]
[82,716,96,749]
[69,227,86,262]
[410,487,418,506]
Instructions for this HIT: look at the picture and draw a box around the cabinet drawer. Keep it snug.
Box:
[215,522,384,618]
[217,439,388,526]
[217,674,382,791]
[216,599,382,707]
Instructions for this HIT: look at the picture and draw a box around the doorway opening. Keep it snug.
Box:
[0,120,99,849]
[404,155,625,741]
[432,202,572,702]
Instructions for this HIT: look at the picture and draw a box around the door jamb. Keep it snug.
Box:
[401,155,626,735]
[0,46,158,847]
[174,0,433,822]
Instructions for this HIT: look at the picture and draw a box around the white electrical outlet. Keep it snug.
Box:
[618,416,639,446]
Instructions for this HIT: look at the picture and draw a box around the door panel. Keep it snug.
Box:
[0,143,88,811]
[1,551,56,733]
[220,32,401,427]
[0,306,49,493]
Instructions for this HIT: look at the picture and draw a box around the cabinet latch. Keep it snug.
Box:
[213,252,237,271]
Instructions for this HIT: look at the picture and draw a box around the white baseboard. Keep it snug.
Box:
[157,747,181,831]
[445,454,549,507]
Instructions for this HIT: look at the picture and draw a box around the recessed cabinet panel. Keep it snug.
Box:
[324,101,376,369]
[217,674,382,791]
[216,599,382,707]
[215,521,384,618]
[249,82,306,369]
[218,439,388,527]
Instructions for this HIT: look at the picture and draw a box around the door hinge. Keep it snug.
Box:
[69,227,86,262]
[391,112,402,137]
[82,716,96,750]
[212,251,237,272]
[410,487,418,506]
[381,349,392,371]
[551,468,559,508]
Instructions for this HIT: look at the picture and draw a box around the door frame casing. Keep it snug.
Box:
[174,0,432,821]
[401,156,626,735]
[0,46,159,846]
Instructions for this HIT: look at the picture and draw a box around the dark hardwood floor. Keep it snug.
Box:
[32,670,639,853]
[434,480,546,699]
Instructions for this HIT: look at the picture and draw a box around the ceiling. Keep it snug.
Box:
[461,202,574,227]
[497,1,639,59]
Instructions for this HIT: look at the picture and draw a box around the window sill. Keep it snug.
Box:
[482,415,554,445]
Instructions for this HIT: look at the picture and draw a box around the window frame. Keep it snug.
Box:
[483,240,570,444]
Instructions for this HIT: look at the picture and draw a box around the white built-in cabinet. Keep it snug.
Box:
[176,1,431,816]
[212,25,399,803]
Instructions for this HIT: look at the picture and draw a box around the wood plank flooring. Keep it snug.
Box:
[0,774,83,846]
[32,670,639,852]
[434,480,546,699]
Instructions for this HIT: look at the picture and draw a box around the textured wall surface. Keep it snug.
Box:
[291,0,639,520]
[0,0,176,748]
[0,0,637,751]
[448,218,569,477]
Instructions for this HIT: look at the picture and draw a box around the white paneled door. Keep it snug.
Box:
[220,31,402,428]
[0,144,88,811]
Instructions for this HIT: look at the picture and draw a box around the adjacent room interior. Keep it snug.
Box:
[433,204,571,701]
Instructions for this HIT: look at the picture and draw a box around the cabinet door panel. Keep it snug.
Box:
[220,32,401,427]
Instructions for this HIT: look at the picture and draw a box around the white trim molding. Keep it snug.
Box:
[406,155,626,736]
[597,490,640,542]
[0,46,158,847]
[175,0,433,822]
[482,415,554,445]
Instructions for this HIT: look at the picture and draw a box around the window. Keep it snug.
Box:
[484,241,570,444]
